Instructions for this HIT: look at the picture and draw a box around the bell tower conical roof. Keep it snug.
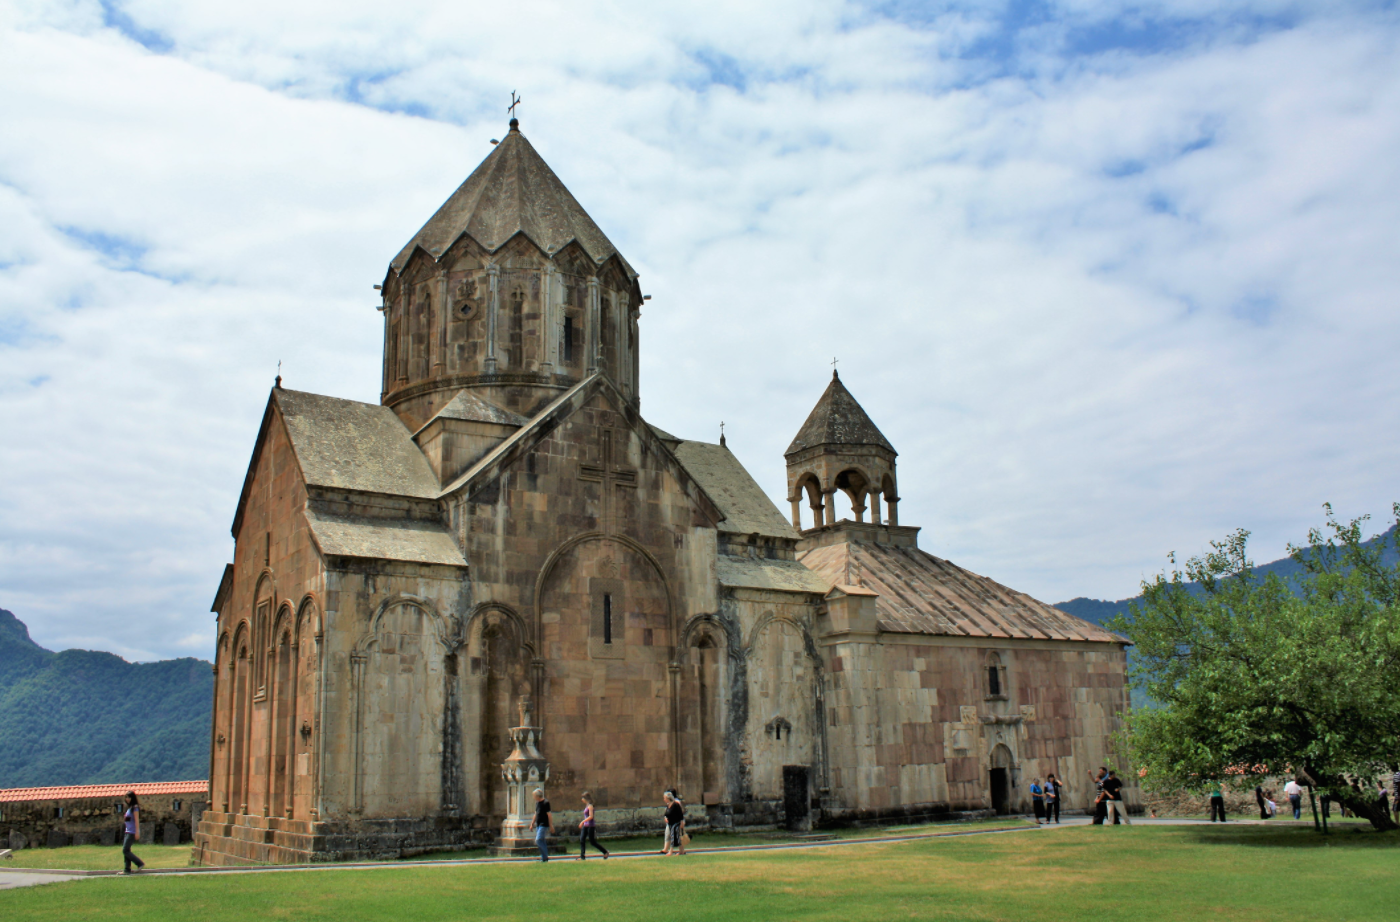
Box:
[390,119,636,278]
[785,370,895,456]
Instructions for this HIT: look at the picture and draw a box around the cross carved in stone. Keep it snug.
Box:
[579,427,637,533]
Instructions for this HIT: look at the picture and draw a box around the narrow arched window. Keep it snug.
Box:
[603,593,613,645]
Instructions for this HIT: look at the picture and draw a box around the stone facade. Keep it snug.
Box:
[194,119,1134,866]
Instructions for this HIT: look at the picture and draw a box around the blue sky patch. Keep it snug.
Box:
[59,226,147,270]
[100,0,173,54]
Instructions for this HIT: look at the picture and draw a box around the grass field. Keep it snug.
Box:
[2,824,1395,921]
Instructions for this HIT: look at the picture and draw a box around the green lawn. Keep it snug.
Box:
[2,825,1395,921]
[0,843,195,871]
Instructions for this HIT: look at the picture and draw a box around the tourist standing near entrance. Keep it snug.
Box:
[1045,774,1061,824]
[1209,782,1227,822]
[662,792,686,856]
[577,792,609,860]
[1284,779,1304,820]
[529,789,553,862]
[121,791,145,873]
[1030,778,1046,824]
[1102,770,1131,825]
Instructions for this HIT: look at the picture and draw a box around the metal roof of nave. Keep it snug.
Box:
[390,119,636,278]
[785,371,896,456]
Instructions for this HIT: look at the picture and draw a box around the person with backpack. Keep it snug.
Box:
[1029,778,1046,825]
[121,790,145,873]
[577,792,609,860]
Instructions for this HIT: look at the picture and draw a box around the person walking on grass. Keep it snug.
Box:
[1284,778,1304,820]
[1255,785,1268,820]
[1102,769,1131,826]
[529,789,554,862]
[121,790,145,873]
[1045,774,1061,824]
[663,791,686,856]
[1209,782,1227,822]
[577,792,609,860]
[1030,778,1046,825]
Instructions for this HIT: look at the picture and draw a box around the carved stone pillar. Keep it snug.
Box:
[790,498,802,529]
[869,490,882,526]
[586,276,601,375]
[492,698,556,856]
[824,489,838,527]
[887,495,899,526]
[485,264,500,374]
[541,264,558,376]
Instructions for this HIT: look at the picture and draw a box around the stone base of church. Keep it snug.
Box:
[193,810,493,866]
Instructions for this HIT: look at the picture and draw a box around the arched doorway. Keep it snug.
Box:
[989,743,1015,815]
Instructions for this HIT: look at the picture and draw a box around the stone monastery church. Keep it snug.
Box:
[194,118,1133,865]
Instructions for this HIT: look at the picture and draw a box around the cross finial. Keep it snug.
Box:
[508,91,522,120]
[720,421,726,448]
[831,356,839,378]
[275,360,282,389]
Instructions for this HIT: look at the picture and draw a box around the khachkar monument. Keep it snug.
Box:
[194,111,1132,866]
[492,698,556,856]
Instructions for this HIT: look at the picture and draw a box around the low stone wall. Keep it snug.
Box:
[2,791,207,851]
[1142,776,1301,819]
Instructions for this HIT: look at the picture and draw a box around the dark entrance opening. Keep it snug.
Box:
[989,767,1010,815]
[783,765,811,832]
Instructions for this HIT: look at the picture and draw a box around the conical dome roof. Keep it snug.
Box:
[785,371,895,456]
[390,120,635,278]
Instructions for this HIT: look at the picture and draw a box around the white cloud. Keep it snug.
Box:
[2,1,1399,660]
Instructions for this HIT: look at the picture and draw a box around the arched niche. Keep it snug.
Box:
[744,615,820,801]
[352,598,450,818]
[462,603,531,818]
[534,534,674,808]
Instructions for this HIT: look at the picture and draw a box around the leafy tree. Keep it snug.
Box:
[1110,505,1400,831]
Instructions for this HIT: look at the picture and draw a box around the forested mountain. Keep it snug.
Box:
[1055,525,1400,627]
[0,608,212,788]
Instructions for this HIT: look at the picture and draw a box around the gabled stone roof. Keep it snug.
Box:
[416,390,529,434]
[390,121,636,278]
[275,389,439,498]
[798,540,1126,643]
[672,440,798,540]
[305,508,466,568]
[785,371,895,456]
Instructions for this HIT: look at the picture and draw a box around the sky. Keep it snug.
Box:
[2,1,1399,662]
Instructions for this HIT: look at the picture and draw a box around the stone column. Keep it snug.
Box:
[617,291,630,393]
[869,490,882,526]
[790,498,802,530]
[435,269,448,374]
[887,495,899,527]
[586,276,601,375]
[541,264,558,376]
[824,489,838,527]
[492,698,554,856]
[485,264,500,374]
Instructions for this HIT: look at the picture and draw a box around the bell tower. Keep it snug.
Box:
[785,370,899,531]
[378,118,644,430]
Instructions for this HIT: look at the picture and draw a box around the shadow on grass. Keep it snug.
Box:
[1180,824,1400,850]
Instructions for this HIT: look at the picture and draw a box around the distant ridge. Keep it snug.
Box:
[0,608,212,788]
[1055,525,1400,627]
